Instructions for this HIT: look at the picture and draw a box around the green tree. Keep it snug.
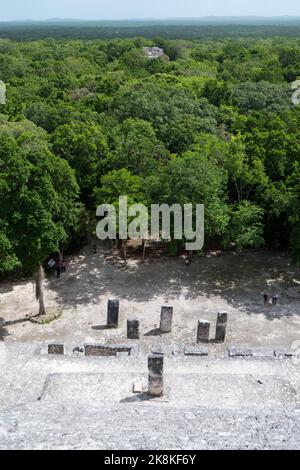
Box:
[52,121,108,205]
[0,119,79,314]
[225,201,264,250]
[162,150,229,250]
[108,118,169,176]
[94,169,146,265]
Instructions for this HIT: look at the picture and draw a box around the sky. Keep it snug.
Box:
[1,0,300,22]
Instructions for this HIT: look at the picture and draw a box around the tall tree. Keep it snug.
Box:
[0,119,79,314]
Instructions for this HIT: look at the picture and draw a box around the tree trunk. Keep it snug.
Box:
[122,240,127,266]
[35,264,46,316]
[141,239,147,263]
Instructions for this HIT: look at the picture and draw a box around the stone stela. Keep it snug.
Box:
[160,306,173,333]
[127,319,140,340]
[148,354,164,397]
[107,299,119,328]
[216,311,228,343]
[197,320,210,343]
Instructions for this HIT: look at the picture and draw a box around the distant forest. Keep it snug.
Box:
[1,20,300,40]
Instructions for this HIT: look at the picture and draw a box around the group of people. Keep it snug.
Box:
[263,292,278,306]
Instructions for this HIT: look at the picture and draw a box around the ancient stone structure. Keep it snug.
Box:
[48,344,64,355]
[228,347,253,357]
[107,299,119,328]
[1,342,300,449]
[143,46,165,59]
[148,354,164,397]
[215,311,228,343]
[184,346,208,356]
[84,344,131,357]
[197,320,210,343]
[127,319,140,340]
[160,306,173,333]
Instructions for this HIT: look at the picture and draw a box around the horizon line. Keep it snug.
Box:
[1,15,300,23]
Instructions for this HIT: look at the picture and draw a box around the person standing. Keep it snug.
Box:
[62,261,66,273]
[272,292,278,305]
[56,251,63,278]
[56,264,61,278]
[263,293,268,305]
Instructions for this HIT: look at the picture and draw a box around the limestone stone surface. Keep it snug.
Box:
[0,342,299,449]
[48,344,64,355]
[184,346,208,356]
[228,347,253,357]
[84,344,131,356]
[107,299,119,328]
[127,320,140,340]
[148,354,164,397]
[160,307,173,333]
[215,311,228,343]
[197,320,210,343]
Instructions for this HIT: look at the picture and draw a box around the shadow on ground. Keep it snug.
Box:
[46,248,300,320]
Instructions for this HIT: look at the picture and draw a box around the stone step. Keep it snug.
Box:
[0,401,299,450]
[38,371,297,410]
[1,343,299,419]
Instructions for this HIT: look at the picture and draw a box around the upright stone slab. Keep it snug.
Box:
[48,343,64,355]
[160,306,173,333]
[148,354,164,397]
[215,311,228,343]
[107,299,119,328]
[127,319,140,340]
[197,320,210,343]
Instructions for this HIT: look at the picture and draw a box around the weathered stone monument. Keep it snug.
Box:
[127,319,140,340]
[215,311,228,343]
[107,299,119,328]
[148,354,164,397]
[143,47,165,59]
[48,343,64,355]
[197,320,210,343]
[160,306,173,333]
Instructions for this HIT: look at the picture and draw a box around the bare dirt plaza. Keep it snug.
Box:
[0,247,299,349]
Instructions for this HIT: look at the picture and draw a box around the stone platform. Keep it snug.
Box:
[0,342,299,449]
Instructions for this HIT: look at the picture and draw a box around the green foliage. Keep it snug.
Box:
[107,118,169,176]
[95,169,145,206]
[52,121,108,205]
[163,150,229,239]
[230,81,291,113]
[225,201,265,250]
[1,33,300,269]
[0,118,79,274]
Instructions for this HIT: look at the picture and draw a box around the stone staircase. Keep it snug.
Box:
[0,342,299,449]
